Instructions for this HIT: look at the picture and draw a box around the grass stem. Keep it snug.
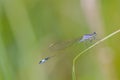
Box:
[72,29,120,80]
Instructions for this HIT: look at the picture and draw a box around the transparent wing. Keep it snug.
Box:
[47,37,82,51]
[39,37,82,64]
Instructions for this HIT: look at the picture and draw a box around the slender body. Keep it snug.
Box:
[39,32,97,64]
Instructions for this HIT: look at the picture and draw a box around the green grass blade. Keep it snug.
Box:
[72,29,120,80]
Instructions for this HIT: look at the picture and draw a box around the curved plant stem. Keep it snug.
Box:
[72,29,120,80]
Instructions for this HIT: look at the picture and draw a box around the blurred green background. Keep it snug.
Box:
[0,0,120,80]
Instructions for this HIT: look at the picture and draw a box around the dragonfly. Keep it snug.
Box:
[39,32,97,64]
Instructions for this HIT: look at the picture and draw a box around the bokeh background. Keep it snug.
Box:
[0,0,120,80]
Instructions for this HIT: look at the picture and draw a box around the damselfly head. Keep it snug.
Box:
[39,57,50,64]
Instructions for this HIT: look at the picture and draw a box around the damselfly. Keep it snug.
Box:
[39,32,97,64]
